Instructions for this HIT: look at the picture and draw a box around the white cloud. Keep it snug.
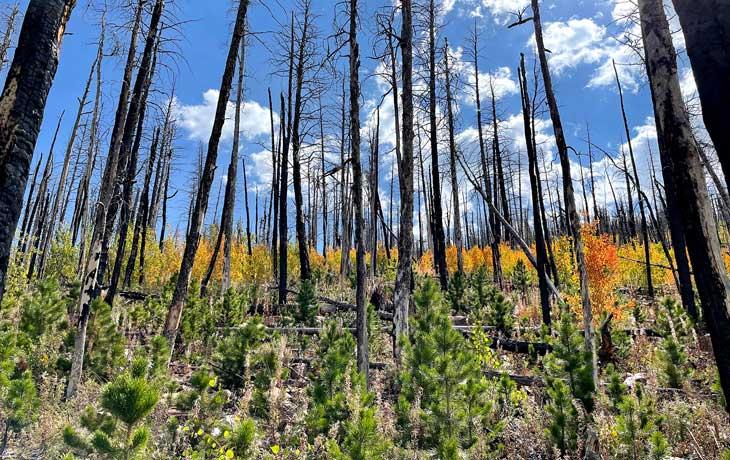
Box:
[533,19,608,74]
[481,0,530,23]
[173,89,279,142]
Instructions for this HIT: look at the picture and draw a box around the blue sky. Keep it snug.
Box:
[5,0,701,239]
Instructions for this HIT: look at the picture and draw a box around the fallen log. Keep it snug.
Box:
[454,326,552,355]
[484,369,545,387]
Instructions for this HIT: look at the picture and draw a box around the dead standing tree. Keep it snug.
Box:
[163,0,249,352]
[0,0,76,304]
[511,0,596,376]
[639,0,730,413]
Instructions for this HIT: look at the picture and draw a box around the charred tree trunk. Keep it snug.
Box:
[394,0,414,363]
[0,0,75,303]
[163,0,249,350]
[443,40,464,274]
[531,0,595,374]
[427,0,448,290]
[520,54,551,326]
[349,0,368,380]
[672,0,730,194]
[639,0,730,410]
[68,0,143,399]
[614,61,653,298]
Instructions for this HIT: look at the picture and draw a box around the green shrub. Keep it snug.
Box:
[0,371,39,455]
[605,363,627,411]
[213,318,265,390]
[657,337,687,389]
[446,270,467,314]
[64,370,159,459]
[544,378,578,455]
[487,289,514,337]
[396,279,501,455]
[295,279,318,325]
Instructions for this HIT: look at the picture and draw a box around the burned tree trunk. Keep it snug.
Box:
[672,0,730,194]
[0,0,75,303]
[443,40,464,274]
[349,0,368,380]
[639,0,730,411]
[68,0,143,399]
[427,0,448,290]
[531,0,594,370]
[163,0,249,349]
[201,40,245,296]
[613,61,653,298]
[394,0,414,363]
[519,54,551,326]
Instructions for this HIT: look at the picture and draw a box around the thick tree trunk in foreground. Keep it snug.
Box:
[672,0,730,194]
[640,0,730,413]
[393,0,414,363]
[0,0,75,304]
[164,0,249,348]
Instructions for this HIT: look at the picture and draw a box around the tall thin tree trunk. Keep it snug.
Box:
[68,0,143,399]
[394,0,414,363]
[427,0,448,290]
[614,61,653,298]
[443,40,463,274]
[163,0,249,349]
[531,0,595,375]
[520,54,551,326]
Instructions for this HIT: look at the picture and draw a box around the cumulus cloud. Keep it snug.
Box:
[173,89,279,142]
[481,0,530,23]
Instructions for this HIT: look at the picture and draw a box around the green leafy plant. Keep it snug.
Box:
[0,370,39,455]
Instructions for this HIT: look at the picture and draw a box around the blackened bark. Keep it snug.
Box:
[106,3,163,306]
[349,0,368,380]
[519,54,551,326]
[672,0,730,194]
[394,0,414,363]
[443,40,464,274]
[427,0,448,290]
[0,0,75,303]
[164,0,249,347]
[531,0,595,376]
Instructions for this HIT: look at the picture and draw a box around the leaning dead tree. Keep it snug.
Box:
[672,0,730,194]
[163,0,249,350]
[0,0,76,304]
